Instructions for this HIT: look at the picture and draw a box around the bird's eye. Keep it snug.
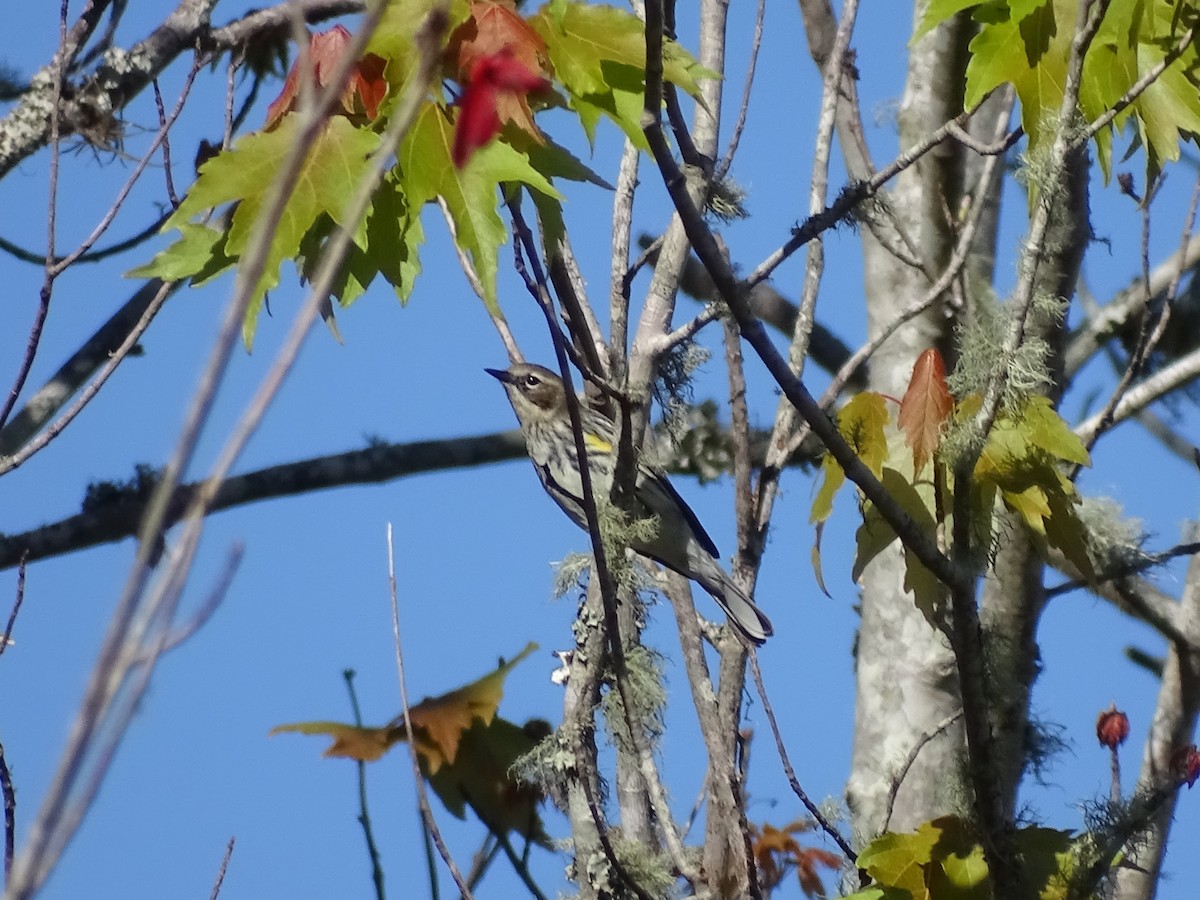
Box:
[523,374,540,388]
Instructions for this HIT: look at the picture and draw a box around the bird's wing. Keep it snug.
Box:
[635,462,721,559]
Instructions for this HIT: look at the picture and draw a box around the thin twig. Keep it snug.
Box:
[747,652,858,869]
[0,280,174,476]
[0,213,171,267]
[1,556,27,656]
[153,78,180,207]
[1,740,13,883]
[386,524,475,899]
[49,53,203,277]
[493,832,550,900]
[0,0,71,433]
[1082,172,1200,454]
[128,543,245,667]
[882,711,964,833]
[344,669,386,900]
[743,110,1000,291]
[207,836,236,900]
[715,0,765,179]
[464,835,499,893]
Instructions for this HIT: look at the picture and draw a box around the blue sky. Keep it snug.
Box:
[1,2,1198,899]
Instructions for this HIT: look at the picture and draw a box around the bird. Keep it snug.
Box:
[487,362,773,644]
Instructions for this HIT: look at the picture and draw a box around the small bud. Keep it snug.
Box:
[1096,704,1130,749]
[1171,745,1200,788]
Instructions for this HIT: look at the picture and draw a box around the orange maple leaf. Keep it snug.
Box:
[751,820,842,898]
[897,348,953,478]
[449,0,552,145]
[264,25,388,130]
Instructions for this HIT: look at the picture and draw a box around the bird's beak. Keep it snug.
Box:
[485,367,513,385]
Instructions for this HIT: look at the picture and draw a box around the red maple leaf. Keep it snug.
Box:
[898,348,953,478]
[452,50,549,168]
[449,0,551,140]
[264,25,388,130]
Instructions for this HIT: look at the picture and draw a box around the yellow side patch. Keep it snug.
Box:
[583,432,613,454]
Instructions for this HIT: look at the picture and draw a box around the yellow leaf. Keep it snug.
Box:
[395,641,538,773]
[269,720,401,761]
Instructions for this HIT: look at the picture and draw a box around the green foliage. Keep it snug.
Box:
[842,816,1080,899]
[811,351,1094,616]
[132,1,713,348]
[398,103,560,316]
[131,115,382,347]
[916,0,1200,179]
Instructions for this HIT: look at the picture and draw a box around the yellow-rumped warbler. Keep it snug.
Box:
[487,363,773,644]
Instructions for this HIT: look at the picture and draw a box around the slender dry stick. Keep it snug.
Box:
[4,8,405,897]
[127,543,245,667]
[1076,341,1200,443]
[1065,233,1200,376]
[385,524,475,900]
[1082,173,1200,454]
[42,545,243,893]
[48,54,202,277]
[208,837,236,900]
[1,740,12,884]
[747,652,858,868]
[422,808,442,900]
[881,711,964,833]
[715,0,765,180]
[0,214,171,268]
[742,110,994,291]
[152,79,180,207]
[343,670,386,900]
[0,280,174,475]
[0,558,26,655]
[492,832,549,900]
[464,836,500,893]
[610,140,641,354]
[0,0,71,433]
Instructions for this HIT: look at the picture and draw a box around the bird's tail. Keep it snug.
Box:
[690,555,773,645]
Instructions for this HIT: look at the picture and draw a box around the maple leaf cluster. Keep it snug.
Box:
[133,0,715,347]
[264,2,552,167]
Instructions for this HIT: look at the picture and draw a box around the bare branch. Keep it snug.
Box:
[385,523,475,899]
[207,837,236,900]
[0,0,366,179]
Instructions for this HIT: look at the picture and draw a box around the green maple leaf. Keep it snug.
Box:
[399,104,561,315]
[297,174,425,306]
[809,391,890,525]
[532,1,717,147]
[368,0,471,94]
[857,823,940,894]
[945,0,1200,180]
[128,223,231,282]
[1020,396,1090,465]
[157,115,381,348]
